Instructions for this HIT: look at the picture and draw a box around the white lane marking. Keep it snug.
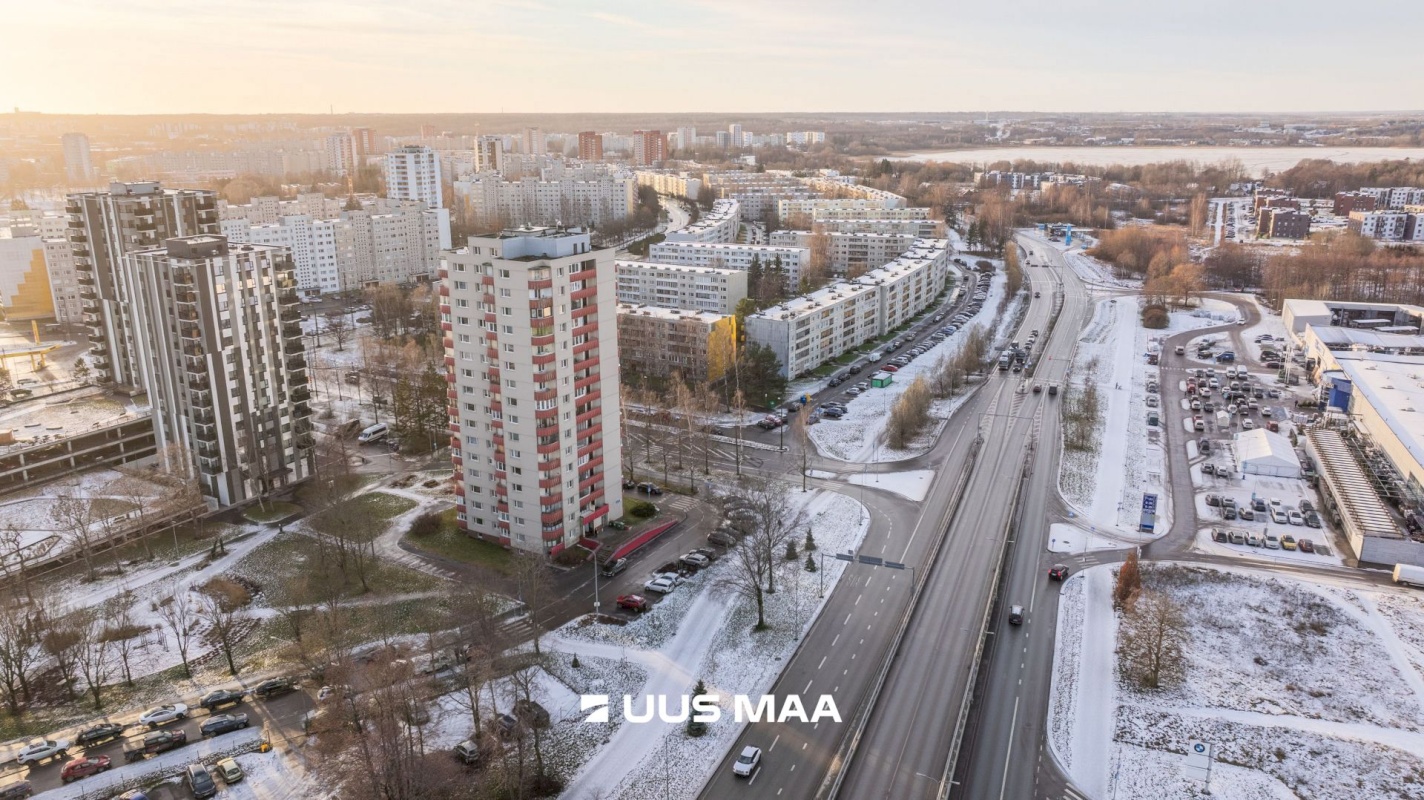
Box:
[818,656,827,670]
[844,613,852,625]
[748,766,761,785]
[832,634,840,647]
[803,679,813,693]
[770,734,781,751]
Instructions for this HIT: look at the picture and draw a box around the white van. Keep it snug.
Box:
[358,423,389,444]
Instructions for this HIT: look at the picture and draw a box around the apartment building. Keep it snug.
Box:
[770,230,919,275]
[663,199,738,243]
[325,133,356,176]
[777,198,905,220]
[807,217,943,238]
[0,234,52,321]
[1257,208,1311,239]
[854,239,952,333]
[746,281,882,378]
[385,145,443,210]
[453,173,636,231]
[1334,191,1378,216]
[67,182,220,391]
[1359,187,1424,210]
[62,133,95,183]
[617,304,734,384]
[475,136,505,174]
[577,131,604,162]
[614,261,747,314]
[221,199,450,295]
[812,207,933,223]
[647,241,809,283]
[801,177,905,208]
[126,236,313,507]
[1348,210,1424,242]
[785,131,826,147]
[43,238,82,325]
[634,170,703,201]
[442,227,622,555]
[523,128,545,156]
[632,130,665,166]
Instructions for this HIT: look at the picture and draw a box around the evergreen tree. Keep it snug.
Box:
[784,539,799,561]
[805,553,817,572]
[804,529,817,552]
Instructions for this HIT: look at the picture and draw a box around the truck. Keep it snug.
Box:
[1393,564,1424,587]
[998,354,1011,371]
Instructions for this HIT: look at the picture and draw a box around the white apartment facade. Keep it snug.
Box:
[1359,187,1424,210]
[854,239,952,333]
[442,227,622,555]
[385,145,443,210]
[770,230,920,275]
[663,199,739,243]
[800,178,906,207]
[453,173,636,230]
[44,238,82,325]
[746,281,882,378]
[634,170,702,200]
[778,198,904,219]
[813,207,933,223]
[614,261,748,314]
[647,241,809,283]
[1348,211,1423,242]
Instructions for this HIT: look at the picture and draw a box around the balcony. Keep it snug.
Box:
[183,345,204,358]
[282,323,302,338]
[189,389,212,407]
[77,274,95,286]
[177,308,198,322]
[70,233,87,244]
[192,410,215,426]
[289,372,309,389]
[174,290,197,305]
[291,387,311,403]
[280,308,300,322]
[172,270,194,285]
[187,376,210,392]
[179,324,201,340]
[82,312,100,324]
[288,339,306,353]
[278,290,299,306]
[198,456,222,475]
[195,441,220,459]
[286,356,306,372]
[295,434,315,449]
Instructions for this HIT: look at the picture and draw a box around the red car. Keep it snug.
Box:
[881,365,899,372]
[617,595,649,612]
[1048,564,1070,581]
[61,755,112,783]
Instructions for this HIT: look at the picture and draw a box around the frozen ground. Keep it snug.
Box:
[846,469,934,501]
[555,489,871,800]
[809,268,1018,463]
[1050,563,1424,799]
[1058,296,1171,539]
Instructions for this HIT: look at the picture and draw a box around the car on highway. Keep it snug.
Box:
[199,713,250,738]
[732,745,762,777]
[74,722,126,748]
[1008,605,1025,625]
[199,688,246,711]
[1049,565,1069,581]
[254,677,298,700]
[616,595,649,612]
[60,755,112,783]
[1033,383,1042,393]
[643,575,677,594]
[16,738,70,766]
[215,758,244,785]
[187,762,218,799]
[139,704,188,728]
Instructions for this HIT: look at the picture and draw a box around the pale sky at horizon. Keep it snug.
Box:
[4,0,1422,116]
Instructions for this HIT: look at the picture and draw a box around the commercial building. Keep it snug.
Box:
[442,227,622,555]
[66,182,221,391]
[62,133,95,183]
[125,236,313,507]
[648,241,809,284]
[632,130,665,166]
[1257,207,1311,239]
[0,234,53,320]
[1234,429,1301,478]
[577,132,604,162]
[617,304,734,384]
[1283,299,1424,337]
[385,145,443,210]
[663,199,737,243]
[453,172,636,231]
[615,261,747,314]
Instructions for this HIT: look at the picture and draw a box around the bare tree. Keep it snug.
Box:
[720,481,805,630]
[40,610,83,700]
[50,492,99,582]
[200,577,252,676]
[512,555,552,656]
[103,593,147,687]
[0,599,40,716]
[327,312,352,352]
[0,524,36,602]
[74,609,114,709]
[156,594,200,678]
[1118,588,1189,690]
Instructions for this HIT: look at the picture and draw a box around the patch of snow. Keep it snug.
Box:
[846,469,935,501]
[1047,522,1132,553]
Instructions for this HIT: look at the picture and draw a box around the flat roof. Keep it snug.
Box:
[754,281,878,319]
[1336,357,1424,475]
[616,303,729,323]
[1309,325,1424,350]
[1307,429,1398,539]
[615,260,742,277]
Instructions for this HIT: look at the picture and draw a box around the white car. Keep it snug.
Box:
[140,703,189,728]
[680,552,711,568]
[643,575,678,595]
[732,745,762,777]
[16,738,70,765]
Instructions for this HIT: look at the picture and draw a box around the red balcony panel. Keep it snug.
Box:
[442,321,453,332]
[531,334,555,348]
[539,475,563,491]
[537,440,561,455]
[529,279,553,291]
[579,456,604,475]
[455,484,466,496]
[571,305,596,320]
[438,268,449,280]
[484,313,497,324]
[579,471,602,492]
[573,322,598,338]
[447,389,459,400]
[571,269,597,282]
[573,339,599,355]
[535,407,559,421]
[576,407,600,425]
[449,423,461,434]
[452,455,463,466]
[439,284,450,296]
[481,275,494,286]
[574,374,600,392]
[581,503,609,527]
[443,337,453,348]
[440,304,451,314]
[535,388,558,402]
[496,502,510,514]
[538,457,561,473]
[571,286,597,302]
[578,440,600,458]
[444,356,455,367]
[541,510,564,526]
[532,352,556,366]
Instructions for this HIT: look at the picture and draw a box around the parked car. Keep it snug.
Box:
[1264,534,1281,550]
[60,756,111,784]
[1298,538,1316,553]
[1281,535,1298,551]
[454,739,481,766]
[74,723,126,748]
[643,575,678,594]
[1304,512,1322,529]
[139,704,188,728]
[254,677,298,700]
[601,558,628,577]
[0,780,32,800]
[1205,494,1221,507]
[124,730,187,763]
[16,739,70,766]
[1299,499,1315,514]
[187,763,218,799]
[616,595,649,612]
[1048,564,1069,581]
[635,482,664,495]
[733,745,762,777]
[680,552,711,569]
[1288,510,1304,526]
[708,530,738,547]
[214,758,244,784]
[200,713,250,738]
[200,689,246,712]
[1199,438,1212,454]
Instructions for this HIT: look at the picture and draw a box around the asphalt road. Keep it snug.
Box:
[700,245,1086,799]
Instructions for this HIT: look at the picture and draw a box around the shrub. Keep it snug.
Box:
[1141,304,1169,329]
[407,511,443,538]
[626,499,657,519]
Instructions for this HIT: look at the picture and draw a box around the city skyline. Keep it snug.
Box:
[6,0,1424,116]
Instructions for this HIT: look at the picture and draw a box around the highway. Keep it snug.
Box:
[701,238,1094,800]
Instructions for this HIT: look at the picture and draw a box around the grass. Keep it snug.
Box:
[243,500,303,524]
[293,473,374,506]
[307,491,418,540]
[401,508,515,575]
[231,529,444,607]
[90,497,139,518]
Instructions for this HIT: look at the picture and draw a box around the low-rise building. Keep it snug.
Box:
[617,304,734,384]
[1348,210,1424,242]
[1257,207,1311,239]
[806,217,942,238]
[615,261,747,314]
[1333,191,1378,216]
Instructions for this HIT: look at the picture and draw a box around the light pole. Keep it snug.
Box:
[592,557,602,618]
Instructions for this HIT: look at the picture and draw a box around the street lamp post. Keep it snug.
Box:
[592,557,601,618]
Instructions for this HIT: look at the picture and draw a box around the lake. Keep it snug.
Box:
[900,146,1424,175]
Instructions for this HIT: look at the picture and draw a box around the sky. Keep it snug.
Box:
[4,0,1423,115]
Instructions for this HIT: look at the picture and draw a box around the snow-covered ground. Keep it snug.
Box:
[1046,522,1124,554]
[1167,297,1241,331]
[1057,296,1169,540]
[846,469,934,501]
[1050,563,1424,799]
[1189,460,1346,567]
[554,489,871,800]
[809,268,1017,463]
